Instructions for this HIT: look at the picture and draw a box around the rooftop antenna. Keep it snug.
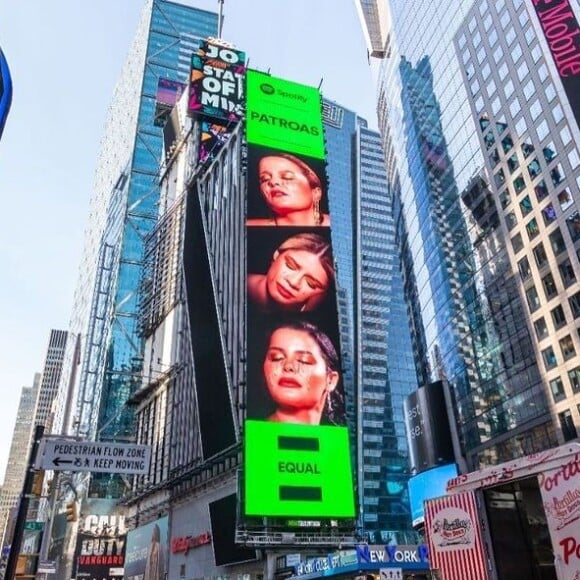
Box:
[318,77,324,90]
[218,0,225,38]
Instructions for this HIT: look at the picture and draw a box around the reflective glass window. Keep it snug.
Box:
[533,242,548,267]
[520,195,533,217]
[534,317,548,340]
[508,153,520,173]
[550,377,565,402]
[542,203,557,225]
[526,217,540,240]
[560,335,576,360]
[568,367,580,393]
[528,159,542,179]
[552,305,567,328]
[542,346,557,369]
[566,212,580,242]
[558,190,573,211]
[535,180,549,202]
[542,272,558,300]
[550,228,567,256]
[570,292,580,319]
[518,256,531,279]
[526,285,541,312]
[559,259,577,288]
[512,232,524,253]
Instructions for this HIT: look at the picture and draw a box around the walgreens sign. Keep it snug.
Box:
[531,0,580,128]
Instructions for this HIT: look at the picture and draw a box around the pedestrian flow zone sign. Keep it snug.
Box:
[35,439,151,475]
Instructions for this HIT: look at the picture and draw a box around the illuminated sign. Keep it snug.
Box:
[531,0,580,129]
[188,40,246,122]
[244,421,354,517]
[244,71,354,520]
[171,532,212,555]
[246,70,325,158]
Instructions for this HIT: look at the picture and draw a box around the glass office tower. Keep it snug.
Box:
[324,101,417,540]
[53,1,218,494]
[358,0,580,470]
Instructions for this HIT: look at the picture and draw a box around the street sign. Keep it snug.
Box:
[380,569,403,580]
[37,559,56,574]
[24,521,44,531]
[35,439,151,475]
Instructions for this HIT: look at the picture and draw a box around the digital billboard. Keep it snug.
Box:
[0,47,13,139]
[408,463,459,528]
[531,0,580,130]
[188,40,246,122]
[403,381,454,474]
[73,498,127,580]
[244,71,354,519]
[245,70,325,159]
[123,517,168,580]
[154,78,185,127]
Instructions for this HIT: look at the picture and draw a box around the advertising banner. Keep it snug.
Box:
[244,71,354,519]
[154,78,185,127]
[538,453,580,577]
[199,120,231,164]
[123,517,168,580]
[188,40,246,122]
[424,491,488,580]
[74,498,127,579]
[531,0,580,130]
[245,70,325,159]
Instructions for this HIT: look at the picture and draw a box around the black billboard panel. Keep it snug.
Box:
[404,381,455,474]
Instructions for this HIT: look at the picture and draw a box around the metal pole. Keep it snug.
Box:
[217,0,225,37]
[4,425,44,580]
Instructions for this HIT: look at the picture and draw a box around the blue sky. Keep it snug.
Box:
[0,0,376,478]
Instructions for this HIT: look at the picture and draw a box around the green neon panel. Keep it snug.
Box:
[245,70,325,159]
[244,419,355,518]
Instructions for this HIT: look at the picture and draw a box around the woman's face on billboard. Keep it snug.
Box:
[258,156,321,217]
[265,248,329,310]
[263,328,338,416]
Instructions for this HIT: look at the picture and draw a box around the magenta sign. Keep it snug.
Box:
[531,0,580,128]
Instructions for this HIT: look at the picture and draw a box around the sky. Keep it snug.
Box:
[0,0,377,479]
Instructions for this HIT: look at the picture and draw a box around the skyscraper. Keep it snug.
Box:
[324,100,417,540]
[357,0,579,469]
[52,1,218,496]
[35,329,68,432]
[0,376,40,548]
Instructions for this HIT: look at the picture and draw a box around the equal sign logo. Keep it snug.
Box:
[277,435,322,502]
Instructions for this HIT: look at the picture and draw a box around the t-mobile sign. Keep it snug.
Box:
[531,0,580,128]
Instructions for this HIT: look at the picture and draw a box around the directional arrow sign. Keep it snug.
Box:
[36,439,151,475]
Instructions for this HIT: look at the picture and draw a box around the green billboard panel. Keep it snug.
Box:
[244,420,355,518]
[246,70,325,159]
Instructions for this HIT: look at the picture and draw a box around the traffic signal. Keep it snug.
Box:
[65,501,78,522]
[31,470,44,497]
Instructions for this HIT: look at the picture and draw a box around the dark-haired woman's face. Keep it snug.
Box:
[258,156,321,216]
[263,328,338,413]
[266,249,329,309]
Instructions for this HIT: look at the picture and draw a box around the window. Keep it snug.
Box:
[537,119,549,141]
[523,79,535,100]
[499,189,510,208]
[492,42,502,60]
[561,126,572,146]
[512,43,523,63]
[499,62,509,80]
[542,272,558,300]
[506,211,518,231]
[543,144,557,163]
[518,256,531,280]
[520,196,533,216]
[559,410,577,442]
[534,317,548,340]
[512,232,524,254]
[506,27,516,45]
[559,259,577,288]
[542,203,557,225]
[560,335,576,360]
[532,44,542,63]
[516,117,527,137]
[558,189,573,211]
[552,305,567,328]
[509,98,521,118]
[568,367,580,393]
[569,149,580,170]
[533,242,548,267]
[550,378,566,402]
[482,63,491,80]
[542,346,558,369]
[522,142,535,159]
[538,63,549,81]
[508,153,520,173]
[492,96,501,115]
[551,164,564,185]
[553,103,564,124]
[517,61,529,81]
[502,134,514,153]
[490,149,500,167]
[495,168,506,188]
[567,212,580,242]
[550,228,567,256]
[545,83,556,102]
[530,99,542,121]
[484,131,495,149]
[526,286,541,312]
[528,159,542,179]
[513,175,526,194]
[519,10,530,26]
[570,292,580,318]
[535,180,549,202]
[526,218,540,240]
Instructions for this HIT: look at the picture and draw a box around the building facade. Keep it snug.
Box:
[52,0,218,495]
[357,0,580,469]
[0,376,40,548]
[34,329,68,432]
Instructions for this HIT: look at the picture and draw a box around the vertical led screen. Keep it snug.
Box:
[531,0,580,130]
[244,70,355,518]
[73,499,127,580]
[188,40,246,122]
